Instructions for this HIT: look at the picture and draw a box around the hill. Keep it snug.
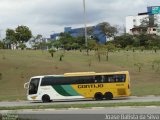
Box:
[0,50,159,101]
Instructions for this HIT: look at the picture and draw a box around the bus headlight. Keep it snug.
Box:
[31,96,37,100]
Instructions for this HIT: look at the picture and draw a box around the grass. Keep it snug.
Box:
[0,49,160,101]
[0,101,160,110]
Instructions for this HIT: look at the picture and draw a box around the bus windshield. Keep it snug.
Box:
[29,78,40,95]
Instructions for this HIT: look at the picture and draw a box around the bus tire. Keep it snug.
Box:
[104,92,113,100]
[94,92,103,100]
[42,94,51,103]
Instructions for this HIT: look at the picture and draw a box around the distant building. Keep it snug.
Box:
[64,27,84,37]
[50,25,108,44]
[126,14,160,35]
[26,37,50,49]
[91,26,107,44]
[126,15,147,34]
[50,33,60,40]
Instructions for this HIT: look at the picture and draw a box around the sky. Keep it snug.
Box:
[0,0,159,38]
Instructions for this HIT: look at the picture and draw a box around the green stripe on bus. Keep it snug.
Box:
[52,85,71,96]
[61,85,80,96]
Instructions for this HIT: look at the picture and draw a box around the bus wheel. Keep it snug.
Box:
[42,95,51,103]
[104,92,113,100]
[94,92,103,100]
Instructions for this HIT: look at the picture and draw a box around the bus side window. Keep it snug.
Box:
[86,76,95,83]
[91,76,96,83]
[121,77,125,82]
[95,75,102,83]
[108,77,112,82]
[101,76,104,83]
[118,75,125,82]
[108,75,115,83]
[115,76,119,82]
[103,75,108,83]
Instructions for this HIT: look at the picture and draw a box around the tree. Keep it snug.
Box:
[4,25,32,49]
[94,44,107,62]
[139,46,145,52]
[132,36,140,47]
[35,34,43,41]
[146,35,160,48]
[15,25,32,43]
[136,33,149,47]
[38,42,48,50]
[32,34,48,50]
[134,63,144,72]
[88,39,97,50]
[97,22,118,37]
[5,29,17,49]
[152,46,159,53]
[59,32,74,49]
[32,34,50,50]
[48,49,56,58]
[19,43,26,50]
[105,43,116,61]
[0,73,2,80]
[53,40,61,49]
[59,53,64,61]
[72,43,79,49]
[152,59,160,72]
[76,36,85,46]
[139,15,158,34]
[113,34,134,48]
[87,26,94,36]
[0,41,4,49]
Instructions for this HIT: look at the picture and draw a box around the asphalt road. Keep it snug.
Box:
[0,96,160,107]
[1,107,160,120]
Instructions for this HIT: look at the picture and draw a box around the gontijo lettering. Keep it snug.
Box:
[78,84,103,88]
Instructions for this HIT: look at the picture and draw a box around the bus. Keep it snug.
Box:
[24,71,131,102]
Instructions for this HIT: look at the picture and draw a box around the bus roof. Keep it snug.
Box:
[31,75,64,79]
[30,71,129,78]
[64,72,96,76]
[95,71,129,75]
[64,71,129,76]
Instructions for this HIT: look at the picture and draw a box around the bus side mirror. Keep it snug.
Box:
[24,82,29,89]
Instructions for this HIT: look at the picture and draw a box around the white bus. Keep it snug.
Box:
[24,71,131,102]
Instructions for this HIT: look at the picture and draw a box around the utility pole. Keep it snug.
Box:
[83,0,88,47]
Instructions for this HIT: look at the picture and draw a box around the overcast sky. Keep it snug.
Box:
[0,0,159,38]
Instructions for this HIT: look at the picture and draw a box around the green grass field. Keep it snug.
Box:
[0,49,160,101]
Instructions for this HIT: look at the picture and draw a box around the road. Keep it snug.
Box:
[0,96,160,107]
[1,107,160,120]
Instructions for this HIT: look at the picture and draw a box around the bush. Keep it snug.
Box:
[19,43,26,50]
[134,63,144,72]
[48,49,56,58]
[59,54,64,61]
[0,73,2,80]
[0,41,4,49]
